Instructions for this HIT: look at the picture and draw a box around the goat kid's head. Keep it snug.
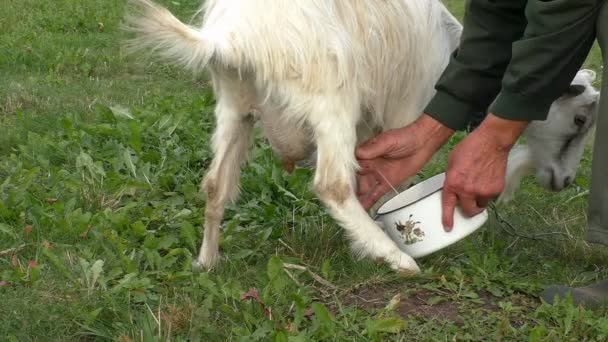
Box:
[525,69,600,192]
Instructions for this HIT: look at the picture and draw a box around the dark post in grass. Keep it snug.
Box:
[542,2,608,308]
[586,1,608,246]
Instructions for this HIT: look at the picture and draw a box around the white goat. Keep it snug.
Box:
[125,0,462,274]
[499,69,600,203]
[123,0,597,272]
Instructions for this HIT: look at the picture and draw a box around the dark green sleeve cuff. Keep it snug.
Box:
[488,89,555,122]
[424,90,476,131]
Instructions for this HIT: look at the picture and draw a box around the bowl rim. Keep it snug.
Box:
[375,172,446,216]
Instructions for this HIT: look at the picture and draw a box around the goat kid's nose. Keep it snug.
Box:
[549,169,559,191]
[549,169,572,191]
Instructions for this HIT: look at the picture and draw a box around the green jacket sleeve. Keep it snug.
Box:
[425,0,604,131]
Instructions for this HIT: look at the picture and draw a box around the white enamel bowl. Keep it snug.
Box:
[375,172,488,259]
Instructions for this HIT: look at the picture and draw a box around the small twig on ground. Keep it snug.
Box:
[351,294,384,304]
[0,244,28,256]
[283,263,337,290]
[278,239,297,255]
[505,236,521,252]
[283,268,303,287]
[527,205,551,226]
[562,220,574,240]
[565,190,589,203]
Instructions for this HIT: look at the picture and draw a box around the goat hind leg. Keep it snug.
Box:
[193,96,254,270]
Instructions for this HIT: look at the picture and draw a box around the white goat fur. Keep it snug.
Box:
[499,70,600,203]
[125,0,462,273]
[123,0,597,272]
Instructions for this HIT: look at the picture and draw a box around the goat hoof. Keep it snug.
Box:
[282,158,295,173]
[191,260,207,272]
[389,252,421,275]
[192,254,219,272]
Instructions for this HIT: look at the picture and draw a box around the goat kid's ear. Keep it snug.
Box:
[579,69,597,83]
[564,84,586,98]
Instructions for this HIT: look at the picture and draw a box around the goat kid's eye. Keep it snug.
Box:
[574,114,587,127]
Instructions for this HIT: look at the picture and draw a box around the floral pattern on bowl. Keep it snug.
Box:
[394,214,425,245]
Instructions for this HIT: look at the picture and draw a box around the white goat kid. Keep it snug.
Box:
[499,69,600,203]
[125,0,462,273]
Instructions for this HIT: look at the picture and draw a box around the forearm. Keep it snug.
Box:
[425,0,528,131]
[475,114,529,151]
[412,114,455,150]
[489,0,604,122]
[414,112,527,154]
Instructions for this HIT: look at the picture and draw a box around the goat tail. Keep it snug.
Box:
[123,0,219,72]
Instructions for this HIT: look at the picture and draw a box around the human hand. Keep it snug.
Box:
[441,113,529,230]
[355,114,454,210]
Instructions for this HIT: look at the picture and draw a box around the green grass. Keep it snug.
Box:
[1,0,607,340]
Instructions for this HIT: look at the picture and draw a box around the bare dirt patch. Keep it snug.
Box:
[341,284,462,322]
[337,282,534,325]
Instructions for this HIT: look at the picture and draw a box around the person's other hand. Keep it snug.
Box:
[355,114,454,210]
[441,113,529,230]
